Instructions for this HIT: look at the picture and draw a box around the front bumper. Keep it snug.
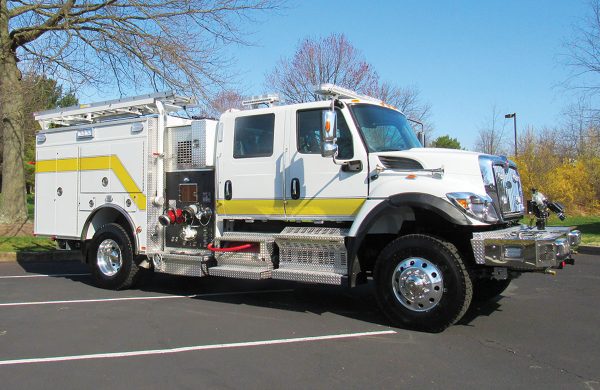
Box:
[471,225,581,271]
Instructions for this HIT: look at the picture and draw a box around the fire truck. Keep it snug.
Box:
[33,85,581,332]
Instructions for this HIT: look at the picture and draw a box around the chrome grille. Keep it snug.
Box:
[479,155,525,221]
[492,165,524,217]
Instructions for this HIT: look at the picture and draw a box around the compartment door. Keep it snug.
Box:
[34,147,79,237]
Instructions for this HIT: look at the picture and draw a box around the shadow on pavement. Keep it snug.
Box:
[10,259,509,332]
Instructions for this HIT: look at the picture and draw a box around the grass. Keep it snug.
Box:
[0,236,55,252]
[522,215,600,246]
[0,194,54,252]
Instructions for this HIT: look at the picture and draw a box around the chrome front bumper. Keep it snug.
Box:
[471,226,581,270]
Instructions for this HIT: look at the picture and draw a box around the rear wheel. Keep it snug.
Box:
[374,234,472,332]
[88,223,140,290]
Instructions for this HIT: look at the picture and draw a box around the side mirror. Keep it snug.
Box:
[321,110,338,157]
[321,142,338,157]
[407,117,425,147]
[417,131,426,147]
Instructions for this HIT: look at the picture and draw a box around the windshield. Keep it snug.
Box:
[350,104,422,152]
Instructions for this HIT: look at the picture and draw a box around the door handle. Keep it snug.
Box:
[224,180,232,200]
[291,178,300,200]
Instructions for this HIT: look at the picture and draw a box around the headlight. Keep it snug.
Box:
[447,192,499,223]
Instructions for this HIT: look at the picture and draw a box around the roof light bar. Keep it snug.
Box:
[314,83,379,102]
[242,94,280,109]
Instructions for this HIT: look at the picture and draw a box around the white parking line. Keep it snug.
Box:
[0,289,294,307]
[0,330,396,366]
[0,273,90,279]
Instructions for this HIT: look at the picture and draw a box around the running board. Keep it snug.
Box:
[271,269,345,285]
[208,265,272,280]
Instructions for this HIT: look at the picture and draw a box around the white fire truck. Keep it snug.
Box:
[33,85,581,332]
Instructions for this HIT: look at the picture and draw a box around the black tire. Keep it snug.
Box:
[374,234,472,333]
[472,278,511,303]
[87,223,140,290]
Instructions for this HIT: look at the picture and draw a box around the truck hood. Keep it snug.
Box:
[373,148,483,176]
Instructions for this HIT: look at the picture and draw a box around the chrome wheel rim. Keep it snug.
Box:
[392,257,444,312]
[96,239,122,277]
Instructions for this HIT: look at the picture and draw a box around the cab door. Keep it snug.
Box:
[217,111,286,219]
[284,107,368,221]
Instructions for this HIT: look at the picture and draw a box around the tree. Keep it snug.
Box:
[266,34,378,103]
[474,106,507,155]
[201,89,245,118]
[266,33,432,134]
[367,81,432,133]
[20,74,78,194]
[564,0,600,95]
[0,0,279,222]
[430,135,462,149]
[513,128,599,214]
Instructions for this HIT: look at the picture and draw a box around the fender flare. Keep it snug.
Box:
[346,193,471,286]
[80,204,139,258]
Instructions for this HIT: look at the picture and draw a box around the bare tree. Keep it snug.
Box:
[265,33,432,135]
[564,0,600,94]
[367,81,433,134]
[559,96,600,156]
[474,106,507,155]
[201,89,245,118]
[0,0,279,222]
[266,34,379,103]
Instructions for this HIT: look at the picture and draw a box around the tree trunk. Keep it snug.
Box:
[0,3,27,223]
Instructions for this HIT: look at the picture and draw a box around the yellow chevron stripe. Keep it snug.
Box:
[36,155,146,210]
[217,198,364,217]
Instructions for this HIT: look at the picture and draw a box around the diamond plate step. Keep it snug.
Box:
[158,254,209,277]
[208,264,272,280]
[271,269,344,285]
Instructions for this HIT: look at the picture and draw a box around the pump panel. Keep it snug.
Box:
[163,170,215,249]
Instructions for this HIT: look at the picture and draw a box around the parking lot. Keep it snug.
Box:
[1,254,599,389]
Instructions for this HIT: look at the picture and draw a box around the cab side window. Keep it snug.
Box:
[296,109,354,159]
[233,114,275,158]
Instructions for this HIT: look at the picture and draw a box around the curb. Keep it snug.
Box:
[0,250,82,263]
[579,246,600,255]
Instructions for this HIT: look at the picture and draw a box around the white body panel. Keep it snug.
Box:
[35,118,151,246]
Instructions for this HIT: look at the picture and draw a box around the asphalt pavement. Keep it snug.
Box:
[0,254,599,389]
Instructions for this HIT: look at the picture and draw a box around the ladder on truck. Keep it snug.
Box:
[34,91,195,129]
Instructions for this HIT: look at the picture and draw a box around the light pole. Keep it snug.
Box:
[504,113,517,157]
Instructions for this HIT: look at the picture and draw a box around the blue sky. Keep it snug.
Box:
[224,0,593,149]
[77,1,593,150]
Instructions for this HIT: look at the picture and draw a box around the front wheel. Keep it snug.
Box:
[374,234,472,333]
[88,223,140,290]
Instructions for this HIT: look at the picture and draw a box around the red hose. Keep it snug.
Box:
[207,243,253,252]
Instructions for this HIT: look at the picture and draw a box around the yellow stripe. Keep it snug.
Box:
[217,198,364,217]
[36,155,146,210]
[286,198,364,216]
[218,199,286,215]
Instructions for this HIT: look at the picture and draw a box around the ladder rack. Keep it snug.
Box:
[34,91,195,130]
